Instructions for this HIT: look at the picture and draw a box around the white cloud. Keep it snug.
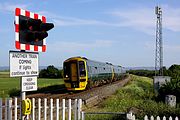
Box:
[48,40,113,52]
[39,11,112,27]
[77,0,100,3]
[39,7,155,35]
[37,4,180,35]
[108,8,156,35]
[108,5,180,34]
[164,44,180,52]
[0,3,28,13]
[52,17,109,26]
[163,5,180,32]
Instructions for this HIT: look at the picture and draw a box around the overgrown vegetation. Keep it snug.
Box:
[128,64,180,103]
[39,65,63,78]
[86,75,180,119]
[158,77,180,103]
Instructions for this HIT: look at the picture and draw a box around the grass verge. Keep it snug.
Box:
[0,74,64,98]
[85,75,180,119]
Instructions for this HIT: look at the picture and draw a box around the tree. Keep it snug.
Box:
[39,65,63,78]
[168,64,180,79]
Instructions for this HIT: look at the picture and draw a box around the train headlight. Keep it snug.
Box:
[65,75,68,78]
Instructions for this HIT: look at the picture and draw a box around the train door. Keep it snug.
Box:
[70,62,78,81]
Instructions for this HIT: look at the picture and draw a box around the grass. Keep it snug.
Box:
[0,71,64,98]
[0,71,10,78]
[85,75,180,119]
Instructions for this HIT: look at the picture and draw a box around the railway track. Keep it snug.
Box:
[27,75,131,107]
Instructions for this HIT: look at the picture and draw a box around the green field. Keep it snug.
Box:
[0,72,64,98]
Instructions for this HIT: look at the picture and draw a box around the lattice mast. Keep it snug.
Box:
[155,6,163,76]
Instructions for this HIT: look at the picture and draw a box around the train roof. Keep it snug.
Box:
[64,56,123,68]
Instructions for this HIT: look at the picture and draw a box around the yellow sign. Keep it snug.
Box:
[22,98,32,115]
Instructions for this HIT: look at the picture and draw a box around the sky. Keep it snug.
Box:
[1,0,180,68]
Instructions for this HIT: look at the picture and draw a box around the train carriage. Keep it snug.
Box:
[63,57,125,91]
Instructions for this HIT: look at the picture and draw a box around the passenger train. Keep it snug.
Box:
[63,57,126,91]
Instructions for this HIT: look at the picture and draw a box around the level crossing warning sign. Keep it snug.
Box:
[21,76,37,92]
[9,51,38,77]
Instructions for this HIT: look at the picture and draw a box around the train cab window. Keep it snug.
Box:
[64,62,70,78]
[79,61,86,77]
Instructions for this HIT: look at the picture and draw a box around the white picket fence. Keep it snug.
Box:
[0,97,82,120]
[1,98,179,120]
[127,113,179,120]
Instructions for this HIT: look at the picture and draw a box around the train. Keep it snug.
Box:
[63,57,126,91]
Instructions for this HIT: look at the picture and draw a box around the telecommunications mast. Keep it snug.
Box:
[155,6,163,76]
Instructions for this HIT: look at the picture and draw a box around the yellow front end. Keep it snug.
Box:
[63,57,88,91]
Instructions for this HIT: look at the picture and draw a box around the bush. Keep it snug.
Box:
[39,65,63,78]
[168,64,180,79]
[158,77,180,102]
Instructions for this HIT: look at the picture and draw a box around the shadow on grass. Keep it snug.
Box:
[9,84,68,97]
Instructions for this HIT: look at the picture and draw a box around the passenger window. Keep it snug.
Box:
[79,61,86,77]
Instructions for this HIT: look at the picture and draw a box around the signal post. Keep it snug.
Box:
[9,8,54,120]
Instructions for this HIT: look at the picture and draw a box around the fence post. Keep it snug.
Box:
[132,115,136,120]
[38,98,41,120]
[163,116,166,120]
[74,99,77,120]
[50,98,53,120]
[62,99,65,120]
[8,98,12,120]
[5,98,8,120]
[68,99,71,120]
[150,116,154,120]
[157,116,160,120]
[31,98,35,120]
[44,98,47,120]
[56,99,59,120]
[126,112,132,120]
[144,115,148,120]
[81,111,85,120]
[169,116,172,120]
[0,98,2,120]
[14,97,18,120]
[78,99,82,120]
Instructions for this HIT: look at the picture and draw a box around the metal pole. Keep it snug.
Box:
[21,77,26,120]
[20,50,26,120]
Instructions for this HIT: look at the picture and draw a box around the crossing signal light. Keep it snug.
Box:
[19,15,54,46]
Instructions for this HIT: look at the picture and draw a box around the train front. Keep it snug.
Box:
[63,57,88,91]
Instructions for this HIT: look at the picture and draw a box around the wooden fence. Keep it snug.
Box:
[0,97,82,120]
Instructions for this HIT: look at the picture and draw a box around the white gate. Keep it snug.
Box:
[0,97,82,120]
